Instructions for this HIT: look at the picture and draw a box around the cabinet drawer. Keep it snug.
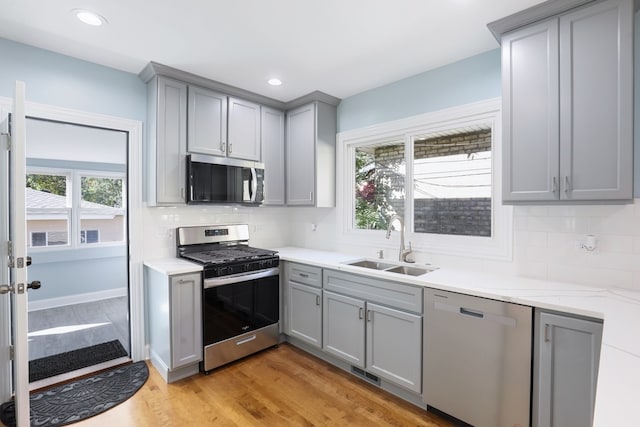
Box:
[324,270,422,314]
[286,262,322,288]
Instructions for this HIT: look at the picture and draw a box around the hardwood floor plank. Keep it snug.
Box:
[73,343,454,427]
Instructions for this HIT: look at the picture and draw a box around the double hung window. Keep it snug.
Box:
[340,99,511,260]
[26,169,126,249]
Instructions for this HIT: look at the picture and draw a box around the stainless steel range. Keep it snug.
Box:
[177,224,279,372]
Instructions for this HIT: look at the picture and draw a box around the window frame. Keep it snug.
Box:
[26,167,126,252]
[337,98,513,261]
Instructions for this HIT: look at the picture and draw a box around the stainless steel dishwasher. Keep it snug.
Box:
[423,288,532,427]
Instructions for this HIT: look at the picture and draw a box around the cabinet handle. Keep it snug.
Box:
[316,295,320,306]
[359,307,364,319]
[309,191,313,201]
[564,176,570,193]
[544,324,551,342]
[367,310,372,322]
[552,177,557,194]
[221,141,226,153]
[229,143,233,154]
[178,279,190,284]
[298,273,309,278]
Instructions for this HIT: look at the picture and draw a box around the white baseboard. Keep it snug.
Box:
[28,287,128,312]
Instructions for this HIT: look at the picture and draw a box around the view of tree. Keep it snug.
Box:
[81,177,123,208]
[355,150,396,230]
[26,174,66,196]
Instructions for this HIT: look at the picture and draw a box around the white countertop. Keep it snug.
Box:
[144,258,203,275]
[273,246,640,427]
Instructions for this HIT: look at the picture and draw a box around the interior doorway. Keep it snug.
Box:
[24,117,131,387]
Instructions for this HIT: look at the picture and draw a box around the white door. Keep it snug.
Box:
[0,81,31,426]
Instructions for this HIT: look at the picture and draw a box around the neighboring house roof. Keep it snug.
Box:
[26,188,122,214]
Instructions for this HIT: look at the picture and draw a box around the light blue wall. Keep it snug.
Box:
[337,49,501,133]
[0,37,144,301]
[0,38,146,122]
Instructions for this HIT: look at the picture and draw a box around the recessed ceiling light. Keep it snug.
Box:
[73,9,107,26]
[267,78,283,86]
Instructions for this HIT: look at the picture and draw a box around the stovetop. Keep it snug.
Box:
[179,244,278,266]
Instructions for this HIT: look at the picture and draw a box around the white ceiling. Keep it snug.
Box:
[0,0,546,102]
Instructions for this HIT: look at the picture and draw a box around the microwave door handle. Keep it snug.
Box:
[250,168,257,203]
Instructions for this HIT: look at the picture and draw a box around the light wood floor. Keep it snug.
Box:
[75,343,455,427]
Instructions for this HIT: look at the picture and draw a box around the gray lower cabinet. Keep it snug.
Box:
[287,281,322,348]
[533,310,603,427]
[499,0,633,202]
[283,262,323,347]
[145,75,188,205]
[323,291,366,366]
[145,267,202,383]
[322,270,423,394]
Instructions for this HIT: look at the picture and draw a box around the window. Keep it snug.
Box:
[26,169,126,249]
[412,129,492,237]
[80,230,100,244]
[339,99,512,260]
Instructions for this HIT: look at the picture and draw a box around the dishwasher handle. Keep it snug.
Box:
[460,307,484,319]
[433,301,517,328]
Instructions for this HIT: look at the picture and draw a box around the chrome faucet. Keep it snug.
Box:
[385,215,414,263]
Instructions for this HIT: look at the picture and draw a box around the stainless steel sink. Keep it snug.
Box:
[344,259,434,276]
[385,265,431,276]
[347,260,397,270]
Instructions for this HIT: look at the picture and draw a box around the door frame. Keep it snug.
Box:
[0,97,145,403]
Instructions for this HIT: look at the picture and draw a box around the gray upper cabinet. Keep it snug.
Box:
[499,0,633,203]
[533,310,603,427]
[261,107,286,205]
[187,86,228,157]
[286,102,336,207]
[145,76,188,206]
[502,20,559,202]
[228,97,261,161]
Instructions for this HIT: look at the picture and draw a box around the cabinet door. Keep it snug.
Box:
[287,281,322,348]
[187,86,227,156]
[534,312,602,427]
[170,273,202,369]
[228,97,261,161]
[156,76,188,204]
[559,0,633,200]
[261,107,285,205]
[322,291,365,368]
[502,19,560,202]
[286,103,316,206]
[366,303,422,393]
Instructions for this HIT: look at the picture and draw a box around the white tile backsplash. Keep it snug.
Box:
[141,198,640,291]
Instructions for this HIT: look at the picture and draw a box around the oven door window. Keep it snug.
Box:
[202,275,279,345]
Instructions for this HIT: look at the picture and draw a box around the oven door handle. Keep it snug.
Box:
[204,267,279,288]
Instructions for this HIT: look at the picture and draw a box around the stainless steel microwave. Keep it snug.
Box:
[186,154,264,205]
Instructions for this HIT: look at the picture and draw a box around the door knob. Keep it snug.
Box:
[27,280,41,290]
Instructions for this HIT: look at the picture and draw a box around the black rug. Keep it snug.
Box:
[0,361,148,427]
[29,340,128,383]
